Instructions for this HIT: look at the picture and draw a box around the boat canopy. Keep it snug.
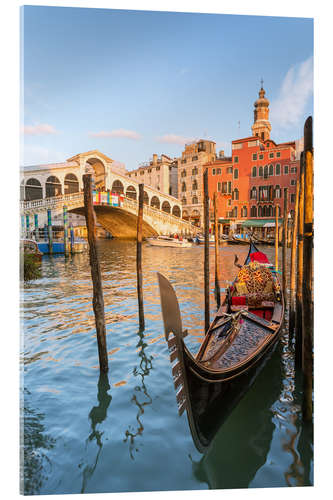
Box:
[241,219,283,228]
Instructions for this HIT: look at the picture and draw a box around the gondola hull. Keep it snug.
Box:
[157,240,284,453]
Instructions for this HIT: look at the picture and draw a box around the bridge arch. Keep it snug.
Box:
[25,178,43,201]
[172,205,181,217]
[150,196,160,210]
[143,191,149,205]
[64,173,79,194]
[85,157,106,190]
[191,209,201,226]
[161,200,171,214]
[111,179,124,194]
[46,175,62,198]
[126,185,137,200]
[182,209,189,220]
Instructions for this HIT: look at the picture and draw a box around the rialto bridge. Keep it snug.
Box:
[20,150,199,239]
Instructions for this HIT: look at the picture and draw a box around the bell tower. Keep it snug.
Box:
[251,80,271,141]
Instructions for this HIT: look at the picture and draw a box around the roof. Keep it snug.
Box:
[66,150,113,163]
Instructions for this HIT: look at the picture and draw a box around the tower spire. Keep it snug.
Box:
[251,83,271,141]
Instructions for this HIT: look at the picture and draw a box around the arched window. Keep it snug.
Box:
[241,206,247,217]
[192,166,198,175]
[252,166,257,177]
[264,165,268,178]
[250,187,257,199]
[150,196,160,209]
[172,205,181,217]
[192,196,198,204]
[232,188,239,201]
[111,180,124,195]
[192,179,198,190]
[251,206,257,217]
[181,197,187,205]
[64,173,79,194]
[233,206,238,217]
[46,176,62,198]
[25,178,43,201]
[126,185,137,200]
[275,185,281,199]
[258,206,262,217]
[181,182,186,192]
[181,169,186,178]
[162,201,171,213]
[268,205,273,217]
[234,169,239,179]
[259,166,263,177]
[269,164,274,176]
[275,163,281,175]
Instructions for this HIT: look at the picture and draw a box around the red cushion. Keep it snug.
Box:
[231,296,246,305]
[250,251,270,264]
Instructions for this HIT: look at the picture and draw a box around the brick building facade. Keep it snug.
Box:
[205,85,300,233]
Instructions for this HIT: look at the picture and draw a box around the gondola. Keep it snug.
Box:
[157,240,284,453]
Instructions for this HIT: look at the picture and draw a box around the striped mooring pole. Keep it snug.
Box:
[47,209,53,254]
[26,214,30,239]
[63,205,69,256]
[34,214,38,240]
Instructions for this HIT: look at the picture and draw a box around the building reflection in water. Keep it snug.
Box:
[80,373,112,493]
[124,328,153,460]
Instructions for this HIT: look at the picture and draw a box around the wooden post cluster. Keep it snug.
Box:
[137,183,145,331]
[301,116,314,422]
[274,205,279,271]
[282,188,288,305]
[295,153,305,367]
[83,174,108,374]
[203,169,210,332]
[213,192,221,308]
[288,180,300,333]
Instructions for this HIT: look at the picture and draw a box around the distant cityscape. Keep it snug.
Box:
[21,84,303,236]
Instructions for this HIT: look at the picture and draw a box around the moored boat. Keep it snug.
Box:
[147,236,192,248]
[157,241,283,452]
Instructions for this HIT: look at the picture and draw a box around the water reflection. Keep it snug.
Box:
[80,373,112,493]
[124,329,153,460]
[191,348,280,489]
[21,389,56,495]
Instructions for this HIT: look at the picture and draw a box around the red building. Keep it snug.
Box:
[206,85,300,234]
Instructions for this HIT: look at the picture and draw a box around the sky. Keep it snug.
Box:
[21,5,313,170]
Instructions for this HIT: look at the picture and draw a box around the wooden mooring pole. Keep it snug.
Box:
[295,153,305,368]
[213,192,221,308]
[289,181,300,334]
[204,169,210,332]
[274,204,279,271]
[83,174,108,374]
[282,188,288,305]
[137,183,145,331]
[302,116,314,422]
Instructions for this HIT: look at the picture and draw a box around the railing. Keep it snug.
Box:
[21,191,197,231]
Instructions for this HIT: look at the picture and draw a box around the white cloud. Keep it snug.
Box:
[89,129,142,140]
[156,134,195,145]
[23,123,59,135]
[270,56,313,130]
[22,145,64,166]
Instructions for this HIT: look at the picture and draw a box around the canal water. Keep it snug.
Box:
[21,240,313,495]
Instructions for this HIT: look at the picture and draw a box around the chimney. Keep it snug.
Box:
[153,154,158,165]
[219,150,224,158]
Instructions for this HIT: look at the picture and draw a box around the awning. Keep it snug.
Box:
[218,219,230,224]
[241,219,283,227]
